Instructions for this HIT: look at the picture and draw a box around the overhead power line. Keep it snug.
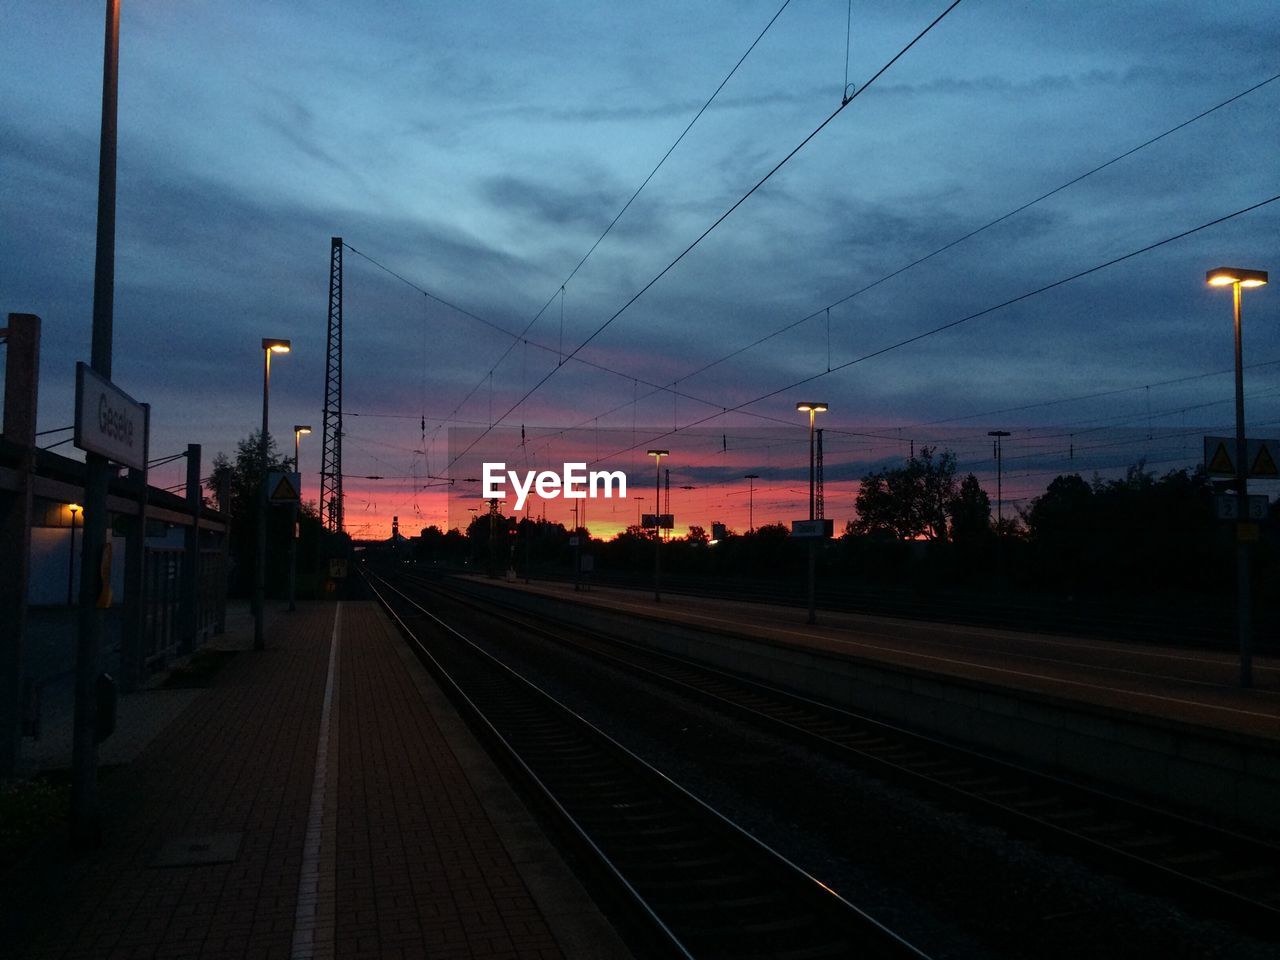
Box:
[447,0,967,470]
[349,26,1275,498]
[593,194,1280,463]
[908,357,1280,430]
[344,25,1276,526]
[357,0,798,467]
[667,72,1280,389]
[466,65,1279,474]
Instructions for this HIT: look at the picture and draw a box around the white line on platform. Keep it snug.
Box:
[291,603,341,959]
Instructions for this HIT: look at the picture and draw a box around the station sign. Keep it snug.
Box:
[74,363,147,471]
[328,558,348,579]
[1203,436,1280,478]
[791,519,834,539]
[641,513,675,529]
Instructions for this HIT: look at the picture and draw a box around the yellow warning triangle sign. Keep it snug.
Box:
[1251,443,1279,478]
[1207,442,1235,475]
[270,474,298,501]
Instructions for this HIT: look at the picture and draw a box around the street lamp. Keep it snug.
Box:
[648,450,668,601]
[293,424,311,470]
[287,425,311,612]
[67,503,81,606]
[796,403,827,625]
[1207,265,1268,688]
[743,475,759,533]
[255,337,291,649]
[795,403,828,520]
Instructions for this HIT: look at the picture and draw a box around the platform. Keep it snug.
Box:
[465,576,1280,741]
[7,601,630,960]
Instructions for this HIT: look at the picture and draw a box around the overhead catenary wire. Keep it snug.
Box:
[447,0,967,471]
[906,357,1280,429]
[592,195,1280,464]
[339,36,1275,529]
[479,69,1280,469]
[365,0,798,474]
[345,56,1276,508]
[665,72,1280,392]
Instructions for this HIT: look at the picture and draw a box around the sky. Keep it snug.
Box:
[3,1,1278,540]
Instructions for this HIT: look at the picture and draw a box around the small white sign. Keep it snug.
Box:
[791,519,834,539]
[74,363,147,470]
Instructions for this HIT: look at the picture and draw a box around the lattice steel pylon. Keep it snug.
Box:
[815,428,825,520]
[320,237,344,533]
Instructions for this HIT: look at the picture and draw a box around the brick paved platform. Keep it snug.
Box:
[8,601,630,960]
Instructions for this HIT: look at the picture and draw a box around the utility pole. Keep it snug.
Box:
[988,429,1010,579]
[815,429,825,520]
[663,468,670,541]
[744,475,758,532]
[796,403,827,625]
[988,430,1010,530]
[648,451,668,601]
[321,237,344,533]
[72,0,121,845]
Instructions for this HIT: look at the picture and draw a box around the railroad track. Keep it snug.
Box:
[410,572,1280,933]
[365,571,931,960]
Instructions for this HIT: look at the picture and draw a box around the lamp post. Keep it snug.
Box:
[72,0,121,846]
[255,338,290,649]
[294,424,311,471]
[743,475,759,532]
[288,425,310,612]
[648,450,668,601]
[796,403,827,624]
[1207,266,1268,688]
[67,504,81,606]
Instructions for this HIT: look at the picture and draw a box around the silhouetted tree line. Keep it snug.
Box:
[431,447,1277,609]
[208,431,336,598]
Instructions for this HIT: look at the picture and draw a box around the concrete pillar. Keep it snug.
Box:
[215,472,230,634]
[121,409,149,693]
[0,313,40,775]
[180,444,201,654]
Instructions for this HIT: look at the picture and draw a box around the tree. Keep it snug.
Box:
[1024,465,1220,595]
[850,446,959,541]
[206,431,296,595]
[948,473,990,535]
[948,472,993,555]
[685,525,709,544]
